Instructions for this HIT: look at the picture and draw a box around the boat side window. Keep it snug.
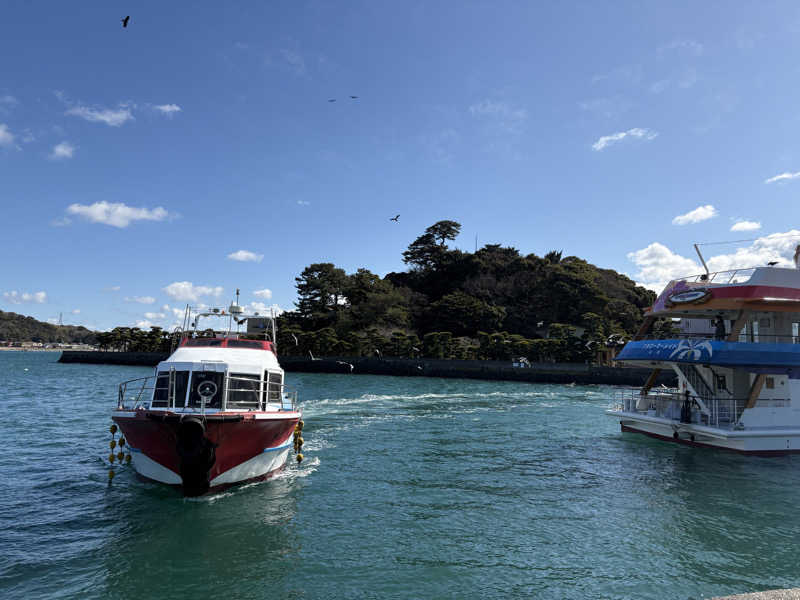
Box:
[766,377,775,389]
[152,370,189,408]
[184,338,223,347]
[188,371,224,408]
[227,373,260,409]
[227,340,264,349]
[267,371,283,402]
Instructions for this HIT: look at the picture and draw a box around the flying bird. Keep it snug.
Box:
[350,96,359,99]
[121,16,130,28]
[390,214,400,222]
[328,99,336,102]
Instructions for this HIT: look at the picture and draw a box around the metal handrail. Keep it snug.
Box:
[611,389,792,429]
[117,374,297,412]
[634,333,800,343]
[676,267,757,285]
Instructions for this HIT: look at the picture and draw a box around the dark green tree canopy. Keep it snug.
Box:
[278,219,656,362]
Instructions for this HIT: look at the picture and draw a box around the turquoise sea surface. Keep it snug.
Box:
[2,352,800,599]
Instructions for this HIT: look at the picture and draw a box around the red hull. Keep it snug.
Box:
[113,411,299,481]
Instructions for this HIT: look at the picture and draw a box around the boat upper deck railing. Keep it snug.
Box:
[179,337,275,352]
[117,374,297,412]
[610,388,791,429]
[676,267,757,285]
[635,332,800,344]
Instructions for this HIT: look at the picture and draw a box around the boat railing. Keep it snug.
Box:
[635,333,800,344]
[611,389,790,429]
[118,376,157,409]
[676,267,757,285]
[118,374,298,412]
[225,374,297,411]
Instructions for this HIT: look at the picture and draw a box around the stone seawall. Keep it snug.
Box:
[58,351,674,386]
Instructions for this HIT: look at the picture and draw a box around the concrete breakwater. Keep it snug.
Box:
[58,351,674,386]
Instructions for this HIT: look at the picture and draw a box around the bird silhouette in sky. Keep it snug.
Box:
[768,261,778,266]
[328,99,336,102]
[350,96,359,99]
[121,16,130,28]
[390,214,400,222]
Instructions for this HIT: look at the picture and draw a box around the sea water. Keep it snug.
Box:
[1,352,800,599]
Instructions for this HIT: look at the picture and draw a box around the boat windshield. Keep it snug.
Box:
[188,371,224,408]
[152,370,189,408]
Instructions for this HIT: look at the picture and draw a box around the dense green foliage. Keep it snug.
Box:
[0,310,98,344]
[276,220,656,362]
[95,327,173,352]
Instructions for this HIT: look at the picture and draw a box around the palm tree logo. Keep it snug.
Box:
[668,339,713,360]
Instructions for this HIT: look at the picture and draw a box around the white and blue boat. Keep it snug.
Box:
[607,260,800,454]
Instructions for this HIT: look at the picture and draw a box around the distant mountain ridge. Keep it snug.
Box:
[0,310,98,344]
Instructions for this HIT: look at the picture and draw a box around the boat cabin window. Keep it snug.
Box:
[184,338,224,347]
[152,370,189,408]
[267,371,283,402]
[188,371,224,408]
[766,377,775,389]
[227,340,264,349]
[227,373,260,409]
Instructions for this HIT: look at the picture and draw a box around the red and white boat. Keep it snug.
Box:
[112,303,301,496]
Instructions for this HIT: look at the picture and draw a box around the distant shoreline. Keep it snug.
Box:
[58,351,675,387]
[0,347,65,352]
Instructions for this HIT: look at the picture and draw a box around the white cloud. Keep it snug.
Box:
[730,220,761,232]
[50,141,76,160]
[65,105,133,127]
[125,296,156,304]
[227,249,263,263]
[627,243,701,292]
[144,311,166,320]
[297,200,310,206]
[764,171,800,184]
[592,128,657,151]
[469,100,528,134]
[135,320,156,329]
[163,281,224,302]
[104,285,121,292]
[672,204,718,225]
[658,39,704,56]
[0,123,14,147]
[279,49,306,76]
[71,309,81,314]
[628,230,800,292]
[704,231,800,272]
[253,288,272,299]
[246,301,284,316]
[153,104,181,115]
[66,201,170,227]
[3,290,47,304]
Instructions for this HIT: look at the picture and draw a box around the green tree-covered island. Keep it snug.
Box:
[2,221,661,362]
[276,220,655,363]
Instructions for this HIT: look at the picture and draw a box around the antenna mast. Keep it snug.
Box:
[694,243,710,276]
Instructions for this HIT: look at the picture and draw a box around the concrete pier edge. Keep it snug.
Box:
[58,351,675,386]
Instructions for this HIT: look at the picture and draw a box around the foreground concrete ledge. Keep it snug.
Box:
[713,589,800,599]
[58,351,677,386]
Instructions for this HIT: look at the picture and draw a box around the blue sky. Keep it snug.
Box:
[2,1,800,331]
